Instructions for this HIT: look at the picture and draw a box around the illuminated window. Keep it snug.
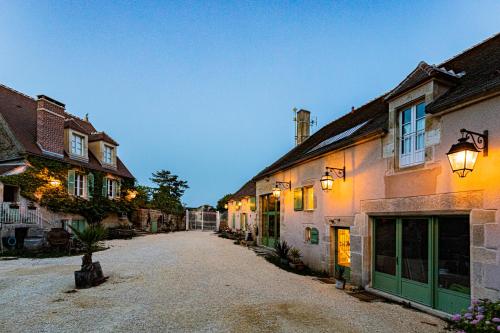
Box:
[399,102,425,167]
[336,228,351,267]
[304,186,314,210]
[71,133,84,156]
[305,227,311,242]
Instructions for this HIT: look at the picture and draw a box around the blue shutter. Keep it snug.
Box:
[67,170,75,195]
[87,173,94,199]
[311,228,319,244]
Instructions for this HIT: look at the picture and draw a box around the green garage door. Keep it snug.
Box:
[373,216,470,314]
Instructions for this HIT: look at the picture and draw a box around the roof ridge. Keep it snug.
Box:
[0,83,36,102]
[439,32,500,67]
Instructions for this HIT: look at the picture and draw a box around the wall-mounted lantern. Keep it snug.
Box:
[224,203,228,209]
[272,181,291,199]
[447,128,488,178]
[320,166,345,191]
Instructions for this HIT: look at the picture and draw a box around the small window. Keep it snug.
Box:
[74,174,85,197]
[303,186,314,210]
[103,145,113,164]
[107,178,115,198]
[293,188,303,211]
[305,227,319,245]
[399,101,425,167]
[249,197,256,211]
[71,133,84,156]
[305,227,311,242]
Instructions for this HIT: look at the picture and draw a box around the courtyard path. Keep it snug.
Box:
[0,232,446,332]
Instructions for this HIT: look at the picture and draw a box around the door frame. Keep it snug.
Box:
[371,215,471,313]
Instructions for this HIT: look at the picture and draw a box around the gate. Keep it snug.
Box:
[185,210,220,231]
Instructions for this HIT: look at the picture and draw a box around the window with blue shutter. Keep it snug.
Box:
[87,173,94,199]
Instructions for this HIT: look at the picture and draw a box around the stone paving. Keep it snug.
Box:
[0,232,446,332]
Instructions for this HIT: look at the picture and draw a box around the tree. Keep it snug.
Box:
[150,170,188,214]
[216,193,233,211]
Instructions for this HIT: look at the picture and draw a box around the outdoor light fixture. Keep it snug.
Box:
[272,181,291,199]
[320,166,345,191]
[224,203,228,209]
[447,128,488,178]
[49,178,61,187]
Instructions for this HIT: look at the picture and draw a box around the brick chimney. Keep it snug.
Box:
[36,95,65,158]
[295,109,311,146]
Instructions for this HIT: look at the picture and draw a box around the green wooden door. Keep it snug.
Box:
[261,194,280,248]
[373,216,470,314]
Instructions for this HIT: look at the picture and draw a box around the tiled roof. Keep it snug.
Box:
[427,33,500,114]
[385,61,463,101]
[89,132,119,146]
[230,180,256,201]
[0,84,134,179]
[254,95,388,180]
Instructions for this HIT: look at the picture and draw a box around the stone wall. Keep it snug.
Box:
[131,209,185,232]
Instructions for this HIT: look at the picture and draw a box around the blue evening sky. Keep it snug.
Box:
[0,1,498,207]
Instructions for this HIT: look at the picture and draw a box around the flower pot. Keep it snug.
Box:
[74,261,106,289]
[289,262,296,269]
[335,279,346,290]
[280,258,289,265]
[295,262,305,271]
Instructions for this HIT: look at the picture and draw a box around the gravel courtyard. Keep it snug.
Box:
[0,231,446,333]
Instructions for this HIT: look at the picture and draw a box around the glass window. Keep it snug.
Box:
[293,188,303,211]
[103,145,113,164]
[304,227,311,242]
[438,217,470,294]
[303,186,314,210]
[375,218,396,276]
[399,102,425,167]
[107,179,114,198]
[74,174,85,197]
[402,219,428,283]
[337,228,351,267]
[71,133,84,156]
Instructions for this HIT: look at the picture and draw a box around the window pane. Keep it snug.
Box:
[438,217,470,294]
[304,186,314,210]
[337,228,351,267]
[402,137,411,154]
[402,123,411,135]
[375,218,396,276]
[268,214,275,238]
[402,108,411,124]
[402,219,428,283]
[416,102,425,119]
[416,118,425,132]
[416,133,425,150]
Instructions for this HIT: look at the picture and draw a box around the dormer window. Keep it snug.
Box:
[104,145,113,164]
[71,133,85,156]
[399,102,426,167]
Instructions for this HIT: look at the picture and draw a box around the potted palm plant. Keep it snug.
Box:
[69,224,108,289]
[288,247,305,270]
[335,266,346,289]
[274,240,290,265]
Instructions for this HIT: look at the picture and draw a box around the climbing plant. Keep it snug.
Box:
[0,155,136,225]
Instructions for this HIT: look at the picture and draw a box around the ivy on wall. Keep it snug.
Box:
[0,155,136,224]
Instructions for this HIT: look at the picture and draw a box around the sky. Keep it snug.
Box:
[0,1,498,207]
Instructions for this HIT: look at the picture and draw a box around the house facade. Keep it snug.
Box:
[251,34,500,315]
[0,84,134,238]
[226,180,257,234]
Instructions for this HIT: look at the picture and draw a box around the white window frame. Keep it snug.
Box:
[107,178,115,198]
[103,145,114,164]
[74,173,86,198]
[399,101,426,167]
[71,133,85,156]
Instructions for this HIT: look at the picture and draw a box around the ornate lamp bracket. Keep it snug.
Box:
[325,166,346,181]
[275,181,291,190]
[461,128,488,156]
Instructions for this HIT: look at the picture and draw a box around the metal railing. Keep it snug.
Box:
[0,202,42,225]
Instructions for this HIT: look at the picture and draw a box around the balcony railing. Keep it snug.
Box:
[0,202,42,226]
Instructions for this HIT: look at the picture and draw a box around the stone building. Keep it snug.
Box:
[226,180,257,234]
[246,33,500,315]
[0,84,134,240]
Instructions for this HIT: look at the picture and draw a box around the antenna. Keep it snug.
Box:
[293,107,298,145]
